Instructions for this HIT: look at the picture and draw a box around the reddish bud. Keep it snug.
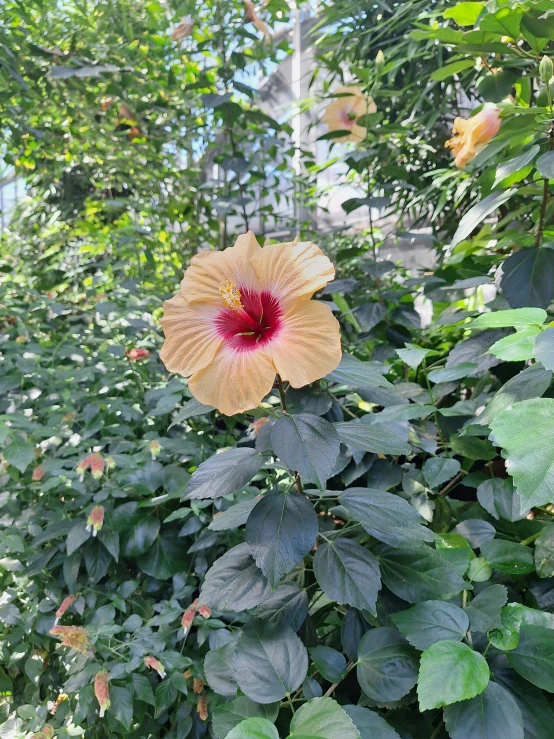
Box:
[198,605,211,619]
[181,608,195,632]
[90,452,104,479]
[193,678,204,694]
[144,656,166,678]
[125,347,150,361]
[149,439,161,458]
[197,695,208,721]
[55,594,76,623]
[94,670,110,717]
[49,626,91,653]
[86,505,105,536]
[33,464,45,481]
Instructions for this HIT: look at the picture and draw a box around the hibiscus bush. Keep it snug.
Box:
[4,1,554,739]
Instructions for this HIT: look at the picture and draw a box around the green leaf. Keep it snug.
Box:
[246,489,317,586]
[199,543,272,611]
[3,436,35,472]
[169,398,213,427]
[326,354,392,389]
[209,498,260,531]
[443,2,484,25]
[535,523,554,578]
[204,641,238,697]
[488,327,540,361]
[154,679,178,718]
[494,145,540,187]
[500,247,554,309]
[391,601,469,650]
[475,363,552,427]
[537,151,554,179]
[489,604,554,651]
[490,398,554,508]
[123,517,160,557]
[334,420,411,456]
[449,435,496,461]
[234,619,308,703]
[66,521,91,556]
[313,538,381,616]
[533,326,554,370]
[480,540,534,575]
[131,674,155,706]
[212,698,279,739]
[309,647,346,683]
[427,363,477,383]
[466,584,508,632]
[110,685,133,730]
[494,665,554,739]
[379,547,467,603]
[137,534,184,579]
[476,479,529,522]
[443,682,524,739]
[417,641,489,711]
[508,625,554,691]
[471,308,547,330]
[342,705,400,739]
[396,344,434,369]
[339,488,435,547]
[288,697,361,739]
[423,458,461,489]
[186,448,264,500]
[478,70,520,103]
[254,583,308,631]
[357,627,419,702]
[451,189,516,248]
[270,413,339,490]
[430,59,476,81]
[227,718,279,739]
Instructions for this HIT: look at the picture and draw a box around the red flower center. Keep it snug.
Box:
[216,288,283,352]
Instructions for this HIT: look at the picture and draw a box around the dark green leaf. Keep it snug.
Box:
[204,641,238,697]
[466,584,508,632]
[451,189,516,248]
[476,479,529,522]
[3,436,35,472]
[234,619,308,703]
[391,601,469,650]
[481,540,534,575]
[199,543,272,611]
[535,524,554,578]
[212,698,279,739]
[357,627,419,703]
[110,685,133,730]
[247,489,317,586]
[501,247,554,309]
[422,457,461,489]
[379,546,466,603]
[137,534,184,579]
[270,413,339,490]
[443,681,524,739]
[313,538,381,615]
[508,625,554,691]
[186,448,264,500]
[342,705,400,739]
[310,647,346,683]
[335,420,411,456]
[327,354,392,389]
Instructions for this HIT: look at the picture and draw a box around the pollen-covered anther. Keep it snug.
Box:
[219,280,243,311]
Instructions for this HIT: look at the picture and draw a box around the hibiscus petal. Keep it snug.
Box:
[180,231,261,304]
[251,240,335,307]
[160,293,222,376]
[188,347,276,415]
[268,300,342,387]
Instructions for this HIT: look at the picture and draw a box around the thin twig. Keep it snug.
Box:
[323,661,355,697]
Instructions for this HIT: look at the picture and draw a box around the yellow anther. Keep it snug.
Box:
[219,280,243,311]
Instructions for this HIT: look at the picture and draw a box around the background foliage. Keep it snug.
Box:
[4,1,554,738]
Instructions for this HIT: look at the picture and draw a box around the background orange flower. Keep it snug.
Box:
[446,107,501,168]
[322,85,376,142]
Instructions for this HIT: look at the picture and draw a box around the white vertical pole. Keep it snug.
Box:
[289,0,301,238]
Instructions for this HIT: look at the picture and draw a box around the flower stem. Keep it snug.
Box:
[276,374,288,413]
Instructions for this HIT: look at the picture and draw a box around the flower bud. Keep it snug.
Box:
[94,670,110,717]
[149,439,161,459]
[197,695,208,721]
[105,456,116,470]
[86,505,105,536]
[375,50,385,70]
[193,678,205,694]
[55,594,77,624]
[181,607,195,632]
[90,452,104,479]
[33,464,45,481]
[540,55,554,83]
[50,625,91,653]
[43,725,54,739]
[198,605,211,619]
[144,656,166,678]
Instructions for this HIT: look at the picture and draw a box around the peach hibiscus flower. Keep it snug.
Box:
[446,107,501,168]
[322,86,376,142]
[160,232,342,416]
